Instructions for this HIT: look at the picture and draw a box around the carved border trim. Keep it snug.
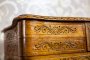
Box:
[3,14,90,32]
[16,14,90,21]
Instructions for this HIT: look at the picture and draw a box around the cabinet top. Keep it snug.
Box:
[2,14,90,32]
[15,14,90,21]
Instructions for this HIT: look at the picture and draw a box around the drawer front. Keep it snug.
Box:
[24,52,90,60]
[23,20,86,56]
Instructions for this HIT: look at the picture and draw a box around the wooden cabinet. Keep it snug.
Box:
[3,14,90,60]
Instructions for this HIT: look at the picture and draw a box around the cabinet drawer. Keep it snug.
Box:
[23,20,87,56]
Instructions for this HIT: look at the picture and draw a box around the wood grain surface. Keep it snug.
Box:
[23,20,87,56]
[24,52,90,60]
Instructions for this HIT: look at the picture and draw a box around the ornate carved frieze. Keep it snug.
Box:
[34,25,77,35]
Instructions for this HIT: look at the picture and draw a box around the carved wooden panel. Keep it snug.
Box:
[23,20,86,56]
[4,24,21,60]
[5,28,18,55]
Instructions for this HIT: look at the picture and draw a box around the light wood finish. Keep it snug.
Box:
[23,20,87,56]
[85,22,90,51]
[25,52,90,60]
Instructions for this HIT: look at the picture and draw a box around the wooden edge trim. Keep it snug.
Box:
[16,14,90,21]
[85,22,90,51]
[2,14,90,32]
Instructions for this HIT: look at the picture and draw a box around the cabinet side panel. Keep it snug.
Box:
[5,56,22,60]
[4,22,22,60]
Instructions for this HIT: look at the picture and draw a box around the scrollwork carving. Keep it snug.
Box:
[34,25,77,35]
[34,40,83,51]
